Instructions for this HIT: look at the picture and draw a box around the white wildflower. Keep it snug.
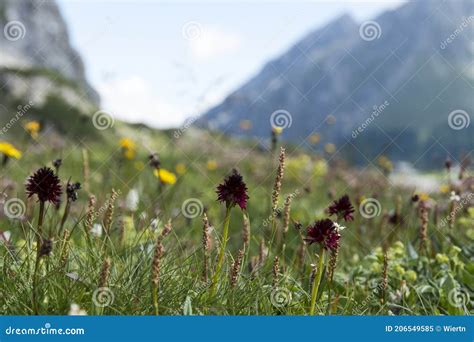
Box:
[68,303,87,315]
[449,191,460,202]
[125,188,139,211]
[91,223,103,237]
[333,222,346,232]
[0,230,11,243]
[150,218,160,230]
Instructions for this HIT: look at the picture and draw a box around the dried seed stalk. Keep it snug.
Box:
[202,213,211,282]
[271,147,286,213]
[230,249,244,288]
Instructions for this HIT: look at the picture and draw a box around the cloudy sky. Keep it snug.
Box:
[58,0,406,128]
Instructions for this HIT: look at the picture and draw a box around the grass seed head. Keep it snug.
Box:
[230,249,244,288]
[98,257,111,289]
[271,147,285,213]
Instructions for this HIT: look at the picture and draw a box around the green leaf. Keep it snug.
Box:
[407,242,418,260]
[183,296,193,316]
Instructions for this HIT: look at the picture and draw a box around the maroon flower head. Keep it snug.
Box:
[66,181,81,202]
[216,169,249,210]
[26,167,62,204]
[328,194,354,222]
[305,219,340,251]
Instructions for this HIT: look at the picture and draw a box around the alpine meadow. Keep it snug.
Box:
[0,0,473,317]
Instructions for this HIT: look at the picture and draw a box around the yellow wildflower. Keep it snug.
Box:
[324,143,336,154]
[207,160,217,171]
[287,154,310,176]
[24,120,40,139]
[154,168,177,185]
[175,163,186,175]
[119,138,136,150]
[394,264,405,276]
[272,126,283,135]
[449,245,461,257]
[468,207,474,219]
[123,148,135,160]
[377,155,393,173]
[405,270,417,282]
[134,161,145,170]
[370,262,382,273]
[119,138,136,160]
[419,193,430,202]
[0,141,22,159]
[439,184,450,194]
[312,159,328,177]
[435,253,449,264]
[240,120,252,131]
[325,114,336,125]
[309,133,321,144]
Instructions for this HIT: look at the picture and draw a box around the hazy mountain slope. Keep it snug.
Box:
[0,0,99,115]
[199,0,473,165]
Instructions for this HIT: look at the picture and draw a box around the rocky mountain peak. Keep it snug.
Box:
[0,0,99,110]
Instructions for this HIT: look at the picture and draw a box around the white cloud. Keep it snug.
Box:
[97,76,185,128]
[189,27,242,61]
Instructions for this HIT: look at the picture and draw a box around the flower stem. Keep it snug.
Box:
[152,284,159,315]
[309,248,325,315]
[59,200,71,236]
[210,206,231,297]
[32,201,45,315]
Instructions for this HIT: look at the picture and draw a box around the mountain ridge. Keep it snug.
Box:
[0,0,99,114]
[198,0,473,166]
